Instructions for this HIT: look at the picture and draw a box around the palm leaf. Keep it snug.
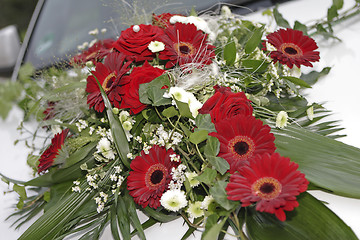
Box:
[272,123,360,198]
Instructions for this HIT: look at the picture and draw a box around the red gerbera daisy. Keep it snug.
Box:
[152,13,180,28]
[127,145,180,209]
[263,28,320,68]
[37,129,69,173]
[226,152,309,221]
[72,38,114,66]
[86,52,131,112]
[158,22,215,68]
[209,115,276,173]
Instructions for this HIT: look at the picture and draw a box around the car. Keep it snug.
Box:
[0,0,290,81]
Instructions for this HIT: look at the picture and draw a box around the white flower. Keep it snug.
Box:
[89,39,97,48]
[168,87,191,103]
[201,195,214,210]
[73,180,80,185]
[276,111,288,128]
[221,5,232,18]
[160,189,188,212]
[185,172,200,188]
[72,186,81,193]
[97,137,115,160]
[186,201,204,220]
[188,94,203,118]
[307,105,314,121]
[148,41,165,53]
[88,28,99,36]
[110,174,118,182]
[97,203,105,213]
[170,16,210,34]
[101,28,107,34]
[119,110,130,123]
[167,87,202,118]
[114,165,122,174]
[288,66,302,78]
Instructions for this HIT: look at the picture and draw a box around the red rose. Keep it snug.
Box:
[199,85,253,123]
[120,61,165,115]
[113,24,163,62]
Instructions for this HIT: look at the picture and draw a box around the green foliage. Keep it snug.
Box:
[0,80,23,119]
[204,136,229,175]
[139,74,172,106]
[273,5,291,28]
[246,192,357,240]
[223,40,236,66]
[209,181,237,211]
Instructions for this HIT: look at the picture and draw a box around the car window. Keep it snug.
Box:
[23,0,253,71]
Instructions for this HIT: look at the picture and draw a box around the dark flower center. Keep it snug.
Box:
[284,47,298,55]
[102,72,116,91]
[234,141,249,155]
[252,177,282,200]
[228,136,255,161]
[280,43,303,58]
[260,182,275,194]
[145,163,168,190]
[179,45,190,54]
[150,170,164,184]
[174,42,195,57]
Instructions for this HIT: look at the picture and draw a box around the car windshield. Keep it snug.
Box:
[23,0,247,71]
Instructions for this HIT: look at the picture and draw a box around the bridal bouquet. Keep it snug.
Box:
[3,1,360,239]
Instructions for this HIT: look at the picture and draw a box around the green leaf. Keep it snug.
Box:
[18,63,35,82]
[202,214,227,240]
[189,130,209,145]
[18,182,95,240]
[245,27,264,54]
[94,74,130,168]
[273,6,291,28]
[333,0,344,9]
[209,181,238,211]
[175,99,194,119]
[301,67,331,86]
[64,141,97,167]
[273,124,360,198]
[327,5,339,22]
[110,204,121,240]
[204,136,229,175]
[116,196,131,240]
[282,76,311,88]
[124,193,146,240]
[13,184,27,199]
[162,106,179,118]
[246,192,357,240]
[223,40,237,66]
[293,21,308,35]
[195,114,216,133]
[143,207,179,223]
[196,167,217,185]
[139,74,171,106]
[242,59,269,73]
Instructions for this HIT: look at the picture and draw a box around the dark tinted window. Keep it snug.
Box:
[23,0,276,70]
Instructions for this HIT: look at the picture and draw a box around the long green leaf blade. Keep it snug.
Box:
[246,192,357,240]
[94,75,130,168]
[272,124,360,198]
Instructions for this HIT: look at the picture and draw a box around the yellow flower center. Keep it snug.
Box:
[252,177,282,200]
[102,72,116,91]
